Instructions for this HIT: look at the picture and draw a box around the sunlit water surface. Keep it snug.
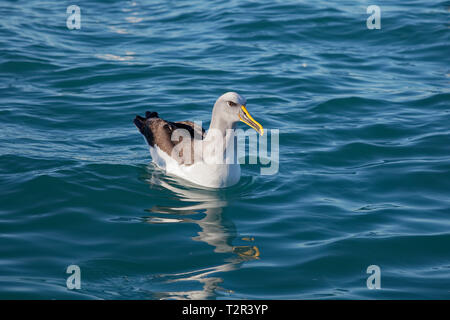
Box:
[0,0,449,299]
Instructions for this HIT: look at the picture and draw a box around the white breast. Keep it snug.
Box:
[149,145,241,188]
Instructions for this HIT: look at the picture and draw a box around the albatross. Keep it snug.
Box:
[134,92,263,188]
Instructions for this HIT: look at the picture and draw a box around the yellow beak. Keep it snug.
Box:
[239,105,264,136]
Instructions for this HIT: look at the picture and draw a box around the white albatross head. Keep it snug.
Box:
[211,92,264,136]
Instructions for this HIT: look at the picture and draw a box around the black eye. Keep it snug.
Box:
[227,101,237,107]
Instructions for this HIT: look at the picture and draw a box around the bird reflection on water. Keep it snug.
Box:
[142,164,260,299]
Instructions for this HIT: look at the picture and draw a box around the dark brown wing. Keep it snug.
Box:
[174,120,206,140]
[133,111,205,164]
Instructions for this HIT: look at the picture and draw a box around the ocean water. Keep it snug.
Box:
[0,0,449,299]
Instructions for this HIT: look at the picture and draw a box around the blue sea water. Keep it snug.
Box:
[0,0,449,299]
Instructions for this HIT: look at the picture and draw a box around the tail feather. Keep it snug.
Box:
[145,111,158,119]
[133,111,158,131]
